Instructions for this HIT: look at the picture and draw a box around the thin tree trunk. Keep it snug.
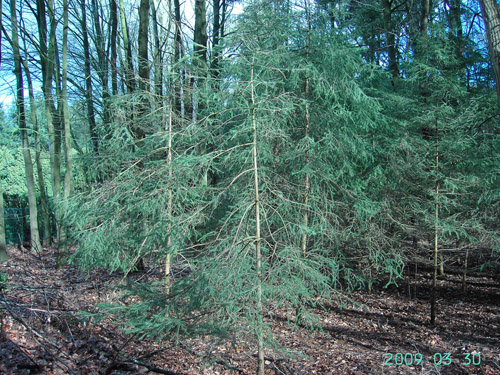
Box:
[151,0,164,99]
[62,0,73,202]
[22,48,51,245]
[439,250,444,276]
[449,0,462,55]
[211,0,221,77]
[138,0,150,92]
[37,0,62,246]
[462,247,469,293]
[119,0,135,93]
[382,0,399,80]
[0,178,7,263]
[300,0,311,257]
[420,0,430,32]
[173,0,183,114]
[220,0,227,42]
[80,0,98,154]
[165,100,173,291]
[192,0,207,122]
[430,120,439,326]
[479,0,500,111]
[250,55,265,375]
[110,0,118,95]
[57,0,73,263]
[0,1,6,260]
[52,9,66,249]
[11,0,42,252]
[134,0,150,142]
[91,0,111,125]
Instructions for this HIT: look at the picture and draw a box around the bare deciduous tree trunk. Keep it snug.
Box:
[172,0,185,115]
[0,179,7,263]
[80,0,99,154]
[0,185,5,261]
[479,0,500,111]
[37,0,63,247]
[138,0,150,92]
[11,0,42,252]
[119,0,135,93]
[151,0,164,100]
[22,50,51,245]
[110,0,119,96]
[62,0,73,201]
[194,0,207,66]
[192,0,207,123]
[382,0,399,80]
[91,0,112,126]
[212,0,221,76]
[0,0,9,263]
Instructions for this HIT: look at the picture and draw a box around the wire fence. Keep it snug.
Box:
[4,207,29,245]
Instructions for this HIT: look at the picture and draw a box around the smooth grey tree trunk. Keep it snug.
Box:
[11,0,42,252]
[23,50,51,245]
[0,179,8,263]
[37,0,63,247]
[0,0,8,263]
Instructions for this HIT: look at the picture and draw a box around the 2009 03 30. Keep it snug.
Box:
[385,352,481,366]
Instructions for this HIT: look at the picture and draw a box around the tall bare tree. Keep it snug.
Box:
[211,0,221,76]
[119,0,135,93]
[300,0,311,257]
[0,179,6,262]
[21,45,51,245]
[62,0,73,201]
[36,0,63,245]
[138,0,150,92]
[479,0,500,110]
[80,0,98,154]
[110,0,119,95]
[382,0,399,80]
[173,0,184,115]
[11,0,42,252]
[90,0,112,125]
[0,0,7,262]
[151,0,164,98]
[192,0,207,121]
[194,0,207,66]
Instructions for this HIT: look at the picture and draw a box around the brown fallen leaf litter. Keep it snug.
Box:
[0,246,499,374]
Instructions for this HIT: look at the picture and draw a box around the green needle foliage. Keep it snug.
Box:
[63,0,500,371]
[67,3,414,364]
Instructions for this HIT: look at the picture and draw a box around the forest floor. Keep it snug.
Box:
[0,246,499,375]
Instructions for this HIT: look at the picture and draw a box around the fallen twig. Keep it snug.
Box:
[0,293,78,375]
[3,336,41,370]
[113,358,183,375]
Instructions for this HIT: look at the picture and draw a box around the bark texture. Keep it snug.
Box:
[479,0,500,110]
[11,0,42,252]
[138,0,150,91]
[382,0,399,79]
